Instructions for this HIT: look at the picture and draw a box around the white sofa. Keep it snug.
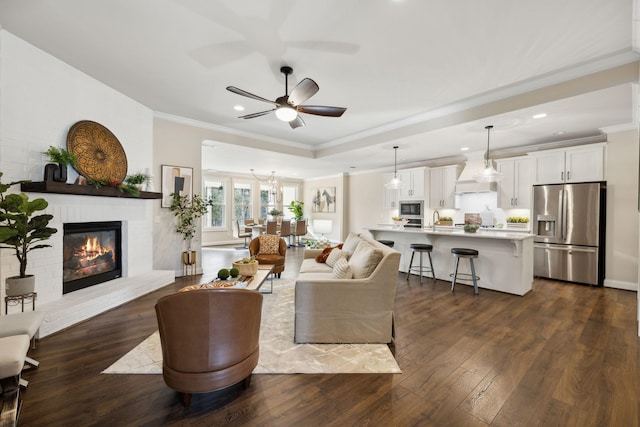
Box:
[294,233,401,344]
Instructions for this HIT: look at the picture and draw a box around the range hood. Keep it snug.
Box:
[455,151,498,193]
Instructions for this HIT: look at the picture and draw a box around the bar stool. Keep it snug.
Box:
[376,240,394,248]
[450,248,479,295]
[406,243,435,283]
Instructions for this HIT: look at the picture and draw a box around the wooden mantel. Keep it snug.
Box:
[21,181,162,199]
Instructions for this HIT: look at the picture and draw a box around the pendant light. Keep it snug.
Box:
[385,146,402,189]
[474,125,503,183]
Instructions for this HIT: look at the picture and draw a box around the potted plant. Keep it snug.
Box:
[0,172,58,296]
[124,172,150,190]
[169,192,211,273]
[287,200,304,221]
[268,208,283,222]
[43,145,77,183]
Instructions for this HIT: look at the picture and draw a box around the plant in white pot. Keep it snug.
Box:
[169,192,211,273]
[0,172,58,296]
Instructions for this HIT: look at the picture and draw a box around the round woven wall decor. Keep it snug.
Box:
[66,120,128,183]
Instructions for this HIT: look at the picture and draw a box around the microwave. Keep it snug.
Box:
[399,200,423,218]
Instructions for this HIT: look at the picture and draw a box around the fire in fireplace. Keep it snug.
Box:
[63,221,122,294]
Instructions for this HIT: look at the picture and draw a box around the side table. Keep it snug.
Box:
[5,292,37,313]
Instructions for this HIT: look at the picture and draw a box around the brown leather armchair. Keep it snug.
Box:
[249,236,287,278]
[155,289,263,407]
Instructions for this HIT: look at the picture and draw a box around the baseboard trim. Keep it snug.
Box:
[603,279,637,291]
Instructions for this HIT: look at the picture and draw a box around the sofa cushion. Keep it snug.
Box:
[326,248,348,267]
[348,241,383,279]
[341,232,361,255]
[299,258,333,274]
[315,244,343,263]
[332,257,353,279]
[258,234,280,254]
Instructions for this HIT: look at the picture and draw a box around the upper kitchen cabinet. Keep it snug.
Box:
[382,173,399,209]
[496,156,532,209]
[398,167,426,200]
[430,165,460,208]
[529,143,605,184]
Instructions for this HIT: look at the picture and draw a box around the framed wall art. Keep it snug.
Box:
[161,165,193,208]
[311,186,336,213]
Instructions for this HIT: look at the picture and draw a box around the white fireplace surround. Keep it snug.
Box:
[1,193,174,337]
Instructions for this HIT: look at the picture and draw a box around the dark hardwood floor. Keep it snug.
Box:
[15,244,639,426]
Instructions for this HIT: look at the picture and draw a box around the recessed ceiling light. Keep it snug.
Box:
[460,147,470,151]
[532,113,547,119]
[234,105,245,112]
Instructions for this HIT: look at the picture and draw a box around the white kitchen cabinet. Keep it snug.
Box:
[382,173,399,209]
[398,167,425,200]
[530,143,605,184]
[496,156,532,208]
[429,165,459,208]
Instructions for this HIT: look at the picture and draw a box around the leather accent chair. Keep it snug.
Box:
[155,289,263,407]
[249,236,287,278]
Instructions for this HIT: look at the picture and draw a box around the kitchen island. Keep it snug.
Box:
[366,226,534,296]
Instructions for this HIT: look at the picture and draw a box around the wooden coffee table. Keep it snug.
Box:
[246,264,274,293]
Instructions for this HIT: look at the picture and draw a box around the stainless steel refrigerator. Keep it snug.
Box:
[533,182,606,286]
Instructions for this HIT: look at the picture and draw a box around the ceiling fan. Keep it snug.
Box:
[226,66,347,129]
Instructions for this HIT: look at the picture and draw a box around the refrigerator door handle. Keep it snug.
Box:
[558,189,565,241]
[534,244,596,254]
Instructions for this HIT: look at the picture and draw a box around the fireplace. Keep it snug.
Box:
[63,221,122,294]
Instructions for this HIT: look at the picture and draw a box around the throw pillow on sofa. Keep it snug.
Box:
[325,248,348,267]
[315,243,344,263]
[332,257,353,279]
[348,240,383,279]
[341,232,361,255]
[258,234,280,254]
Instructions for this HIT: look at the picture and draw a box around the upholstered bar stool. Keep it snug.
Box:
[376,240,394,248]
[406,243,435,283]
[450,248,480,295]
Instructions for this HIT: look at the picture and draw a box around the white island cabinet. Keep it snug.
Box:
[366,227,534,296]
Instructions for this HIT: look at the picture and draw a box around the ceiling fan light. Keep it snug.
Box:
[275,105,298,122]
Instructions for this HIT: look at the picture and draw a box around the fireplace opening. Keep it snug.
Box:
[63,221,122,294]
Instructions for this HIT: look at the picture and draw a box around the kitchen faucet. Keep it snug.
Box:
[432,210,440,230]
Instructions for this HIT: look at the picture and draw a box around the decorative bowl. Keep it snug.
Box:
[232,260,258,276]
[392,218,409,228]
[463,224,480,233]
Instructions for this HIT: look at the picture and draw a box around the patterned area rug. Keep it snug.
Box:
[103,279,401,374]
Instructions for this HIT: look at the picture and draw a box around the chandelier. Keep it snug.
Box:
[251,169,282,203]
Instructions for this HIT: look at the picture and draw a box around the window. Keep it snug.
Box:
[234,182,253,222]
[260,185,274,220]
[282,185,298,219]
[204,179,225,228]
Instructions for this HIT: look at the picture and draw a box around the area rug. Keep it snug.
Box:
[103,279,401,375]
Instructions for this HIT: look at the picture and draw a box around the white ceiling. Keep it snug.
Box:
[0,0,638,179]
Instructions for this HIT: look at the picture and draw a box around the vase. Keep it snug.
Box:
[44,163,67,182]
[6,275,36,296]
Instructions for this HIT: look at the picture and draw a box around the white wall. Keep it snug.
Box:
[604,128,639,290]
[0,30,163,312]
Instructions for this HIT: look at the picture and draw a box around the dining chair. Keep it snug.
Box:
[279,219,291,246]
[265,220,278,235]
[291,219,307,246]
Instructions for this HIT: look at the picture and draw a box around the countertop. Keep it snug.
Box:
[368,226,534,241]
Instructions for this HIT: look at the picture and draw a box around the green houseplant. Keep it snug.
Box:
[0,172,58,295]
[287,200,304,220]
[169,192,211,272]
[124,172,151,189]
[43,146,78,183]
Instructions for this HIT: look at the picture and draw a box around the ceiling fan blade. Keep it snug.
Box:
[289,116,306,129]
[226,86,278,106]
[239,109,275,119]
[297,105,347,117]
[288,78,319,106]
